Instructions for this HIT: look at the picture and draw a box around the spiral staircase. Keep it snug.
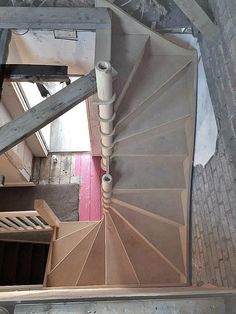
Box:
[44,0,197,288]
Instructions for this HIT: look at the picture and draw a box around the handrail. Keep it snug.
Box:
[34,199,60,228]
[0,199,60,233]
[0,210,51,233]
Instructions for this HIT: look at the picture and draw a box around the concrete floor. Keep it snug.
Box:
[14,298,226,314]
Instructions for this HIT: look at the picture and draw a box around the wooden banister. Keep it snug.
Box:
[34,200,60,228]
[0,211,38,218]
[0,209,52,232]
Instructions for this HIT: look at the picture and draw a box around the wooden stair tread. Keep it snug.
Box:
[112,190,185,225]
[112,34,149,112]
[51,223,99,270]
[105,212,139,285]
[57,221,96,239]
[115,66,192,142]
[47,223,100,287]
[111,156,186,190]
[98,0,192,57]
[111,204,185,274]
[115,55,191,126]
[113,124,188,156]
[109,209,181,284]
[77,220,105,286]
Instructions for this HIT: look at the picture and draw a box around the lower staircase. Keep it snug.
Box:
[46,221,104,286]
[0,241,48,285]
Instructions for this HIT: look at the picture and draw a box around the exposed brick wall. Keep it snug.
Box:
[192,138,236,287]
[192,0,236,287]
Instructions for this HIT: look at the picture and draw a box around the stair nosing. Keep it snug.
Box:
[56,222,99,242]
[113,115,191,144]
[49,222,101,274]
[114,59,192,133]
[111,198,185,227]
[105,212,140,285]
[110,206,186,278]
[76,219,104,286]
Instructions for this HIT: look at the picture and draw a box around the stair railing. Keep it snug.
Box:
[95,61,116,212]
[0,199,60,233]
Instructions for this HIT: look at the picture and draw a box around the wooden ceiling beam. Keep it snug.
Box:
[4,64,69,83]
[0,29,11,98]
[0,7,111,30]
[172,0,219,40]
[0,70,97,155]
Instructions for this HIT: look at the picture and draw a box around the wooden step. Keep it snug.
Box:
[111,156,186,190]
[51,223,99,270]
[114,55,192,127]
[97,0,193,57]
[112,34,149,112]
[112,190,185,225]
[105,212,139,285]
[110,204,185,275]
[109,209,181,285]
[47,222,101,287]
[77,219,105,286]
[113,123,188,156]
[115,65,192,142]
[57,221,96,239]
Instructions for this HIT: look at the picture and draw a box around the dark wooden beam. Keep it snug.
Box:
[0,29,11,98]
[0,70,96,155]
[0,7,111,30]
[4,64,69,83]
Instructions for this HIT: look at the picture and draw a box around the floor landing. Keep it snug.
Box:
[33,152,103,221]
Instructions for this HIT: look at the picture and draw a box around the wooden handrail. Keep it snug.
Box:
[34,200,60,228]
[0,211,38,218]
[0,210,51,232]
[0,200,60,233]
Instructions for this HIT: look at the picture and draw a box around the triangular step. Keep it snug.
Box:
[111,156,186,190]
[113,123,188,156]
[112,34,149,111]
[57,221,96,239]
[114,55,191,126]
[97,0,192,56]
[109,209,181,285]
[111,204,185,275]
[77,219,105,286]
[105,212,139,285]
[47,223,100,287]
[112,190,185,225]
[115,65,192,142]
[51,223,99,270]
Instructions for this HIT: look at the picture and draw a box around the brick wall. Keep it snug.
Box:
[192,139,236,287]
[192,0,236,287]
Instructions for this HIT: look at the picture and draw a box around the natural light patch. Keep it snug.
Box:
[164,33,218,167]
[50,101,91,153]
[19,79,91,153]
[20,81,51,148]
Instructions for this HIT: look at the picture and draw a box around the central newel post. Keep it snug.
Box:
[95,61,116,212]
